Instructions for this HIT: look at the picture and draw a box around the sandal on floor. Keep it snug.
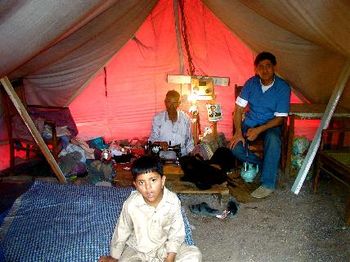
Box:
[189,202,220,217]
[215,200,239,219]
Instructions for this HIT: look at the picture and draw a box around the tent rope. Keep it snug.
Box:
[104,67,108,97]
[179,0,196,76]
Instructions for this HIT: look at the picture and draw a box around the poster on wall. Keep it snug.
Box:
[206,104,222,122]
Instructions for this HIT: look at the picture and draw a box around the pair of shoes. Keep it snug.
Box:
[250,185,274,199]
[189,202,220,217]
[240,163,259,183]
[215,199,239,219]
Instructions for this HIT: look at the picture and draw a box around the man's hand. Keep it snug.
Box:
[230,132,245,149]
[98,255,118,262]
[246,127,261,142]
[164,252,176,262]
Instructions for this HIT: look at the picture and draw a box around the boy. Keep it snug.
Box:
[99,155,202,262]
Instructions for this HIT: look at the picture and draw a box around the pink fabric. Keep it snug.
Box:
[69,0,254,141]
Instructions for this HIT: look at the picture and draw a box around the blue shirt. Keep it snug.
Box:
[237,75,291,127]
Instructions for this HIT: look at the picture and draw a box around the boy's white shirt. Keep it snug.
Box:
[110,187,185,259]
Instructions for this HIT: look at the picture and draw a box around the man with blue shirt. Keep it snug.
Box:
[230,52,291,199]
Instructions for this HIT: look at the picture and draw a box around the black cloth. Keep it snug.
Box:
[179,147,235,190]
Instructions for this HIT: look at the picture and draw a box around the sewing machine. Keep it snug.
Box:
[146,141,181,164]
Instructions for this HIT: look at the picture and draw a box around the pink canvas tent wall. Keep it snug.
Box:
[69,0,255,141]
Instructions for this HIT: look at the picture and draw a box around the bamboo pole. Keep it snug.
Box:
[1,76,66,183]
[173,0,184,75]
[291,60,350,194]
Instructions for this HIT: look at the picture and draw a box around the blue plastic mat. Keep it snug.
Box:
[0,181,194,261]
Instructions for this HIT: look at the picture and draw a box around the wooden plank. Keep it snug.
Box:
[113,163,229,195]
[167,74,230,86]
[163,164,184,176]
[291,59,350,194]
[289,104,350,118]
[285,104,350,177]
[1,76,66,184]
[166,180,229,195]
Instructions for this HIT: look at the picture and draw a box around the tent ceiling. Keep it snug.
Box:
[203,0,350,108]
[237,0,350,56]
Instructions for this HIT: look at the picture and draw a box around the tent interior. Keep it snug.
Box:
[1,0,350,171]
[1,1,350,260]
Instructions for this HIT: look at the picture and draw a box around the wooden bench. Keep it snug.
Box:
[113,163,229,198]
[314,128,350,225]
[163,164,229,196]
[285,104,350,177]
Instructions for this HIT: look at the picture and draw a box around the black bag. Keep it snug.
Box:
[179,147,236,190]
[209,146,236,173]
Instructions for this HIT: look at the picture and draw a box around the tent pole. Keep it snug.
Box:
[173,0,201,142]
[0,76,67,184]
[291,59,350,194]
[173,0,203,143]
[173,0,184,75]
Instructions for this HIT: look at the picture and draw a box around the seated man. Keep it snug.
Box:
[149,90,194,157]
[230,51,291,199]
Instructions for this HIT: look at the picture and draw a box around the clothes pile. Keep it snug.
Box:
[57,136,148,184]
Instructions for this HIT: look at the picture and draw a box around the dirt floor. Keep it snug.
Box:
[1,165,349,262]
[181,177,350,262]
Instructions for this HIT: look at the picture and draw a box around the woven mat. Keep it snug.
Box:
[0,181,194,261]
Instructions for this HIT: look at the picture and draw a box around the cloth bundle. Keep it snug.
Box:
[179,147,235,190]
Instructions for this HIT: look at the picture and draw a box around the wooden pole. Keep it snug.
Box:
[1,76,66,183]
[173,0,184,75]
[173,0,200,144]
[291,59,350,194]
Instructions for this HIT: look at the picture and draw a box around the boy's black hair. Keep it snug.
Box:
[254,51,277,66]
[131,155,163,180]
